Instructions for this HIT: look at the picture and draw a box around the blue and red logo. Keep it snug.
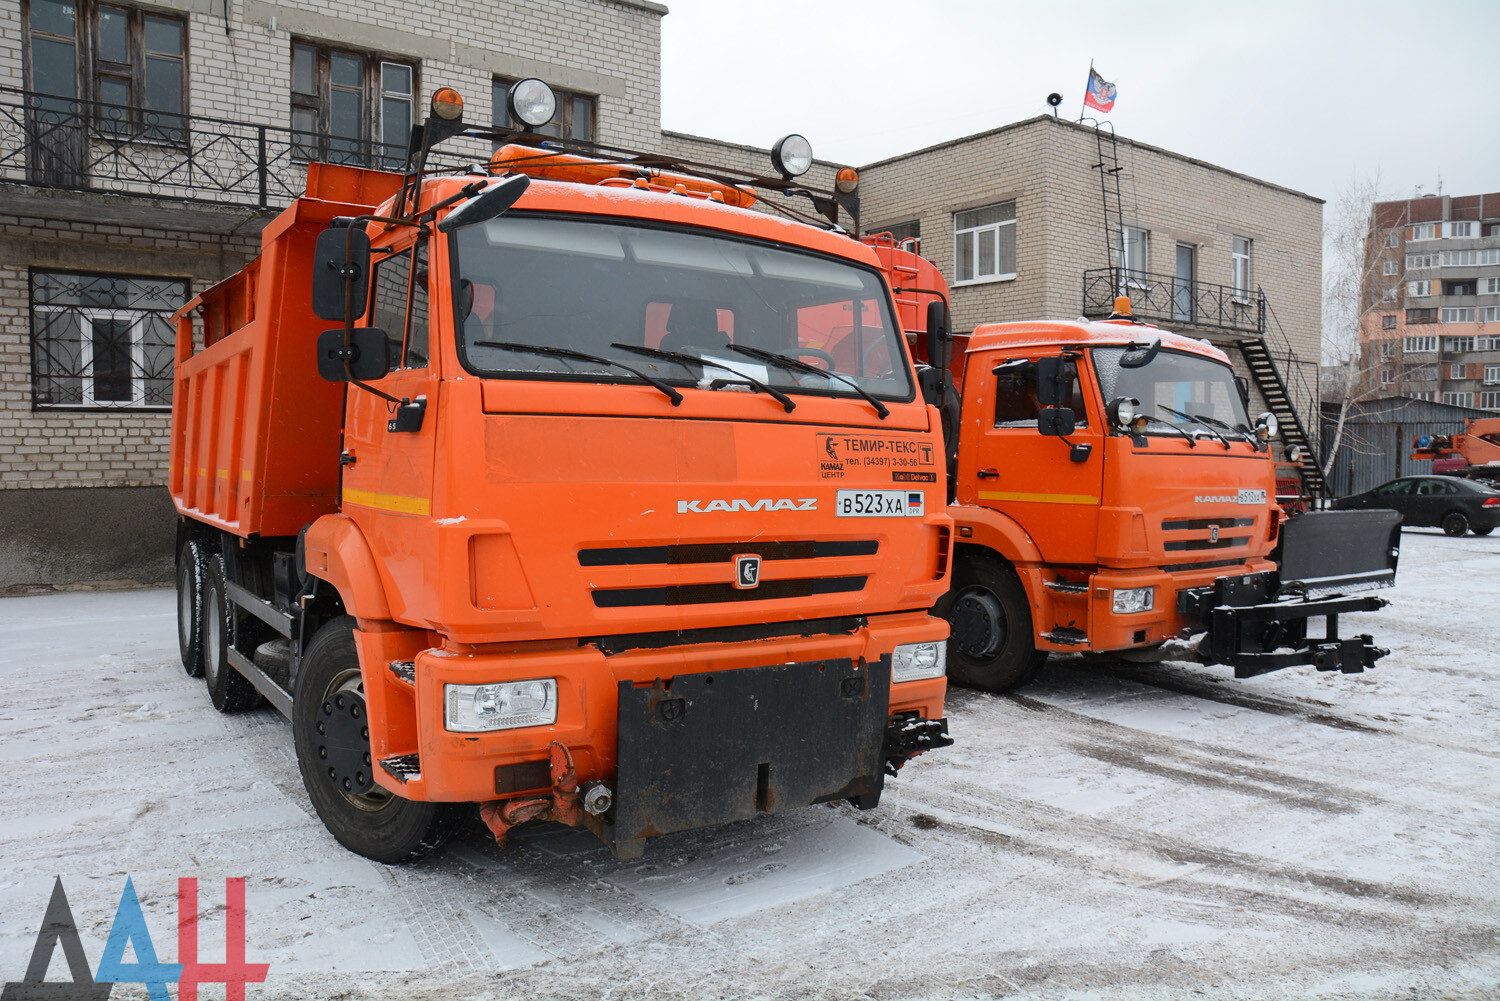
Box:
[2,877,269,1000]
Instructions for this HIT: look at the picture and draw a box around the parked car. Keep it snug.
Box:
[1332,476,1500,537]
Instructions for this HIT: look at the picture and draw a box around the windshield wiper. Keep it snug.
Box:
[1190,411,1256,444]
[727,344,889,419]
[611,343,795,413]
[1159,405,1231,449]
[1136,414,1196,447]
[472,340,682,406]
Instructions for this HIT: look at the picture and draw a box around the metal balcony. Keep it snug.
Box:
[1082,267,1265,336]
[0,86,403,210]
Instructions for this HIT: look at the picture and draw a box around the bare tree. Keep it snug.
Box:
[1321,172,1408,480]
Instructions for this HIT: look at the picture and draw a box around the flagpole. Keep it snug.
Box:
[1079,59,1092,123]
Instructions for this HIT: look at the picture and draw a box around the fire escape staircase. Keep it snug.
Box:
[1235,293,1327,497]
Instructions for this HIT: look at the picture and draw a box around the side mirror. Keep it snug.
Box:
[312,225,371,321]
[1038,406,1076,437]
[924,298,949,370]
[1036,357,1061,405]
[317,328,390,382]
[437,174,531,233]
[1119,333,1161,369]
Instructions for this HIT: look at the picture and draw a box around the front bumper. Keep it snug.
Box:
[375,609,947,804]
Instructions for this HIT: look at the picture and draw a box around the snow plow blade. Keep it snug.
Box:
[1177,510,1401,679]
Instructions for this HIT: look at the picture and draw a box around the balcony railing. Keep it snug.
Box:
[0,86,404,210]
[1082,267,1265,335]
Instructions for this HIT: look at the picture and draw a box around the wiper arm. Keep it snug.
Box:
[1138,413,1196,447]
[611,343,795,413]
[1159,404,1231,449]
[472,340,682,406]
[727,344,889,419]
[1191,411,1255,444]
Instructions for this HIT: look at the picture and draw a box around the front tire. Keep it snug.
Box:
[203,554,263,713]
[177,539,210,677]
[1442,512,1469,537]
[293,617,455,863]
[934,555,1048,692]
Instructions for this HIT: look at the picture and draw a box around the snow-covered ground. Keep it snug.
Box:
[1,530,1496,1000]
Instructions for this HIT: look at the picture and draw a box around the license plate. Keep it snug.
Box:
[835,488,925,517]
[1238,488,1268,504]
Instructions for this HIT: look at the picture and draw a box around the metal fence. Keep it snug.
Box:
[1320,396,1491,496]
[1082,267,1265,336]
[0,86,403,209]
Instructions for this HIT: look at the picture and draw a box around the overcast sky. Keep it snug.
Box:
[659,0,1499,208]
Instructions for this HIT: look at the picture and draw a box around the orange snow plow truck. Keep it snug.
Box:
[866,237,1401,693]
[169,82,952,863]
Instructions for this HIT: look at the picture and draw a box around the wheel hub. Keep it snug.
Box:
[950,587,1005,659]
[316,690,374,797]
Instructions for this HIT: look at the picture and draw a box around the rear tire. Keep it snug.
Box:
[1442,512,1469,537]
[176,539,209,677]
[293,616,456,863]
[203,554,264,713]
[1473,526,1494,536]
[933,555,1048,693]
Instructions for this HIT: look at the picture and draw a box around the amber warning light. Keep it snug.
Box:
[432,88,464,121]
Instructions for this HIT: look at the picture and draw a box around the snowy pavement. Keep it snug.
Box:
[1,530,1496,1000]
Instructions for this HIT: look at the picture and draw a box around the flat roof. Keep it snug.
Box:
[859,115,1323,205]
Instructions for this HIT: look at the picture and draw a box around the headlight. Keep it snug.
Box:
[771,134,813,178]
[508,78,557,129]
[892,641,946,683]
[1255,411,1279,441]
[1111,586,1155,614]
[445,678,557,732]
[1107,396,1138,427]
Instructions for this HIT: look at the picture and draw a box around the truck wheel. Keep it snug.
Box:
[293,617,455,864]
[177,539,210,677]
[1442,512,1469,537]
[203,554,264,713]
[1474,526,1494,536]
[934,556,1048,692]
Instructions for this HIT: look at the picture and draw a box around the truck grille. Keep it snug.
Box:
[579,540,878,566]
[582,539,877,609]
[1161,516,1254,554]
[592,576,867,608]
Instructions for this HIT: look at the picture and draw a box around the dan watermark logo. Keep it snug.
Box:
[3,877,269,1000]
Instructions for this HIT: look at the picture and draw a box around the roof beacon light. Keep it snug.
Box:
[771,134,813,178]
[1113,295,1133,316]
[835,166,859,193]
[508,78,557,129]
[431,87,464,121]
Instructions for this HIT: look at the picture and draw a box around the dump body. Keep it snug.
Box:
[170,145,952,859]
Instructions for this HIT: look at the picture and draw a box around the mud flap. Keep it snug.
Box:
[608,657,890,860]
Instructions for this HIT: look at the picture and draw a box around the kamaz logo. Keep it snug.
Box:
[677,498,818,513]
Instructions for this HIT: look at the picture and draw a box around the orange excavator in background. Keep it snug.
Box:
[169,81,954,864]
[1412,417,1500,483]
[864,233,1400,692]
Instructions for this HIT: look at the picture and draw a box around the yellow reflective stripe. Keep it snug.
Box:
[342,488,431,516]
[979,490,1099,505]
[216,469,230,479]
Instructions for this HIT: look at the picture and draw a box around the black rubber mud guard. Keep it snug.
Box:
[1274,509,1401,596]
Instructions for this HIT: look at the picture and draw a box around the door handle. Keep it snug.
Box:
[976,468,999,479]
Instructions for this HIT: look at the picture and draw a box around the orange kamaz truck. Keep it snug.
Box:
[866,237,1400,692]
[169,82,952,863]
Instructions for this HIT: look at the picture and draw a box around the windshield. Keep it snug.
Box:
[452,215,913,401]
[1093,346,1250,435]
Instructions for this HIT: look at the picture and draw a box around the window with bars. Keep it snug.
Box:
[23,0,186,138]
[291,41,414,169]
[30,271,187,409]
[953,202,1016,284]
[493,78,596,142]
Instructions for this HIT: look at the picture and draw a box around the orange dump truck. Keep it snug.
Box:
[865,238,1400,692]
[169,83,952,862]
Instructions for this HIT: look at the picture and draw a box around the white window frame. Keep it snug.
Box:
[1385,231,1400,248]
[1231,236,1251,299]
[1407,252,1439,269]
[1117,226,1148,288]
[1380,340,1397,358]
[1442,307,1475,323]
[1480,277,1500,295]
[1410,391,1434,401]
[1484,365,1500,386]
[1410,223,1437,241]
[1404,335,1438,353]
[1451,363,1466,379]
[1485,249,1500,266]
[1446,221,1475,238]
[1409,279,1432,297]
[1447,336,1475,352]
[1479,307,1500,324]
[34,306,152,407]
[1480,390,1500,409]
[1381,285,1399,303]
[1379,368,1395,386]
[952,201,1017,286]
[1442,391,1474,407]
[1382,260,1399,276]
[1479,336,1500,350]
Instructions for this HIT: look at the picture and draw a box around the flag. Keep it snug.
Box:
[1083,68,1117,114]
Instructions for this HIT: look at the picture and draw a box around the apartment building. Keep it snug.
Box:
[1359,192,1500,411]
[0,0,666,588]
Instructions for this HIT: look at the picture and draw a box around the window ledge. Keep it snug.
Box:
[951,273,1017,288]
